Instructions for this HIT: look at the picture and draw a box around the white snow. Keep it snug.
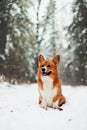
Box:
[0,82,87,130]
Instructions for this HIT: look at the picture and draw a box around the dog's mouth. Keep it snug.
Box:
[42,71,52,76]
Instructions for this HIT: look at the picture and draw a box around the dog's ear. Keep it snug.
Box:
[52,55,60,65]
[38,54,45,63]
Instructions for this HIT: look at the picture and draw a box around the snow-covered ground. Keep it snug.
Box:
[0,82,87,130]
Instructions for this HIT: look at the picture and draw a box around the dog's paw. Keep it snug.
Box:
[53,102,63,111]
[52,101,58,108]
[53,106,63,111]
[57,107,63,111]
[40,99,48,110]
[41,105,48,110]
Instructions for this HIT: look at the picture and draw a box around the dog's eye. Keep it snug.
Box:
[41,65,44,67]
[47,65,51,68]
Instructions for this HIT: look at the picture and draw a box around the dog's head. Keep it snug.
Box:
[38,54,60,77]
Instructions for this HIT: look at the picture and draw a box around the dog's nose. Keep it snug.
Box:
[42,68,45,72]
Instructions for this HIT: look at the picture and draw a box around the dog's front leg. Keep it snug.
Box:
[41,98,48,110]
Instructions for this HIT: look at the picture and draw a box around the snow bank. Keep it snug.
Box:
[0,82,87,130]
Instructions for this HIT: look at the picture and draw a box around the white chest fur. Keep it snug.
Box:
[40,76,57,107]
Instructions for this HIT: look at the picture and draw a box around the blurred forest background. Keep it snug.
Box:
[0,0,87,85]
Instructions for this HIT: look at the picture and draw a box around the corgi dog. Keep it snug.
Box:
[37,54,66,110]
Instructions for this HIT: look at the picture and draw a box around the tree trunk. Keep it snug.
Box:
[0,18,7,55]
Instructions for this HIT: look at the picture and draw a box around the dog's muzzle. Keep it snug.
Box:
[41,68,52,76]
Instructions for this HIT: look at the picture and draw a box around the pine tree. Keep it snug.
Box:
[49,0,57,56]
[68,0,87,85]
[37,0,58,58]
[0,0,16,75]
[31,0,58,81]
[5,0,34,83]
[0,0,35,83]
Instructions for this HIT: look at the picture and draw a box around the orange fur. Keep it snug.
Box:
[37,54,66,110]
